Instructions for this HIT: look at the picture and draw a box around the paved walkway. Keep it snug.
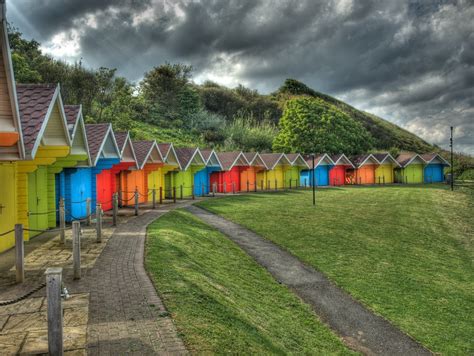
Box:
[71,203,192,355]
[187,205,431,356]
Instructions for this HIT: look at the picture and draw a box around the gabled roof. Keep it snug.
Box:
[157,142,180,168]
[396,152,425,167]
[63,104,91,165]
[420,153,450,166]
[17,83,71,159]
[132,140,163,169]
[286,153,309,168]
[330,154,355,167]
[350,153,378,168]
[243,152,265,167]
[114,131,138,167]
[373,152,400,167]
[304,153,334,168]
[175,147,205,171]
[260,153,291,170]
[0,3,24,160]
[215,151,249,171]
[85,123,120,166]
[201,149,222,168]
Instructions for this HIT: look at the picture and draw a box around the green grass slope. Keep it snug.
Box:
[198,186,473,354]
[146,209,353,355]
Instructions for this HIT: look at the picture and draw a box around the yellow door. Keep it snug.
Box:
[0,164,17,251]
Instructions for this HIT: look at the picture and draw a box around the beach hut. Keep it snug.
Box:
[210,152,250,193]
[156,143,180,199]
[242,152,266,191]
[421,153,449,183]
[0,7,25,250]
[285,153,309,188]
[300,154,334,187]
[55,105,91,221]
[82,124,121,212]
[195,149,222,196]
[258,153,292,189]
[16,84,71,238]
[171,147,206,198]
[94,130,137,210]
[373,153,399,184]
[349,154,379,184]
[328,154,354,186]
[394,153,425,183]
[122,140,163,205]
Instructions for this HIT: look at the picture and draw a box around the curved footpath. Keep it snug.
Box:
[70,202,193,355]
[186,205,431,356]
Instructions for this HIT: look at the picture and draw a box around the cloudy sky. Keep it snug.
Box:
[7,0,474,154]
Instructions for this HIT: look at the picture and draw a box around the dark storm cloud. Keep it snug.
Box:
[7,0,474,153]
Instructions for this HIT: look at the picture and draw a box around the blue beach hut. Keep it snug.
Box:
[195,149,223,196]
[300,154,335,186]
[421,153,449,183]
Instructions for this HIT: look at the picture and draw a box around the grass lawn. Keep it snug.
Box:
[198,185,474,355]
[146,209,353,354]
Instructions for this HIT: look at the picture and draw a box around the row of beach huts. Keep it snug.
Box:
[0,10,449,253]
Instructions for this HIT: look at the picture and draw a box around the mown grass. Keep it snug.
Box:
[198,185,474,355]
[146,209,353,355]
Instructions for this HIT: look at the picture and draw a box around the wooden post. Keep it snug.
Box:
[180,185,183,200]
[59,197,65,244]
[72,221,81,280]
[383,176,385,185]
[86,198,91,226]
[261,180,264,191]
[267,180,270,190]
[118,190,123,208]
[305,178,308,187]
[96,204,102,243]
[152,189,156,209]
[201,183,205,197]
[173,186,177,203]
[275,179,278,191]
[223,182,227,194]
[112,193,118,226]
[247,180,249,192]
[212,183,216,197]
[289,179,292,189]
[254,180,257,192]
[159,187,163,204]
[192,185,195,200]
[134,189,139,216]
[232,182,235,194]
[15,224,24,284]
[45,267,63,356]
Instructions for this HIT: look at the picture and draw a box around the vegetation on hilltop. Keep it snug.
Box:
[8,26,472,173]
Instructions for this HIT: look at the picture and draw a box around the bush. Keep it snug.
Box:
[223,116,277,152]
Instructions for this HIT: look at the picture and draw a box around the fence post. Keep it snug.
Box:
[254,180,257,192]
[45,267,63,356]
[212,183,216,197]
[112,193,118,226]
[405,176,408,184]
[192,185,195,200]
[159,187,163,204]
[59,197,65,244]
[15,224,24,284]
[96,204,102,243]
[180,185,183,200]
[152,189,156,209]
[267,180,270,190]
[261,180,264,191]
[86,198,91,226]
[305,178,308,188]
[134,189,139,216]
[173,186,177,203]
[72,221,81,280]
[223,182,227,194]
[118,190,122,208]
[247,180,250,192]
[202,183,205,197]
[275,179,278,191]
[290,179,292,189]
[232,182,235,194]
[383,176,385,185]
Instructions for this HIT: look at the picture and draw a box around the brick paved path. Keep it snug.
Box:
[70,203,192,355]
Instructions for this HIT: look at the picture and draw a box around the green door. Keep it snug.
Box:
[28,167,49,236]
[164,172,172,198]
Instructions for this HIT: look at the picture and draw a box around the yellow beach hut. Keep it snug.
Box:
[258,153,292,190]
[373,153,400,184]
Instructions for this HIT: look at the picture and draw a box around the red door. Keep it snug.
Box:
[329,166,346,186]
[96,170,113,211]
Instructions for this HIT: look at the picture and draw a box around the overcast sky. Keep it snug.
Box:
[7,0,473,154]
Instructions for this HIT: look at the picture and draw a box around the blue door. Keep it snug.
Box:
[193,169,208,196]
[316,166,329,186]
[424,164,444,183]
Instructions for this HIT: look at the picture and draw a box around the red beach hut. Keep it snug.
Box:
[210,152,250,193]
[329,154,354,186]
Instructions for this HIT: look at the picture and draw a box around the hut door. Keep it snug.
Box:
[28,167,49,234]
[164,172,172,198]
[0,165,16,239]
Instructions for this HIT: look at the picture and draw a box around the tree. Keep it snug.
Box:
[273,97,373,155]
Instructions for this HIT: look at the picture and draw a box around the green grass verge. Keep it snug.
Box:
[197,185,474,355]
[146,209,354,355]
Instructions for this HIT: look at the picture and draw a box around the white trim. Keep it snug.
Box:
[1,16,24,159]
[123,133,139,169]
[182,148,206,171]
[166,144,182,170]
[75,108,92,166]
[332,153,355,168]
[203,149,223,169]
[422,153,450,166]
[30,85,71,159]
[135,141,162,170]
[92,124,121,166]
[375,153,401,167]
[355,153,378,168]
[400,153,424,168]
[287,153,310,168]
